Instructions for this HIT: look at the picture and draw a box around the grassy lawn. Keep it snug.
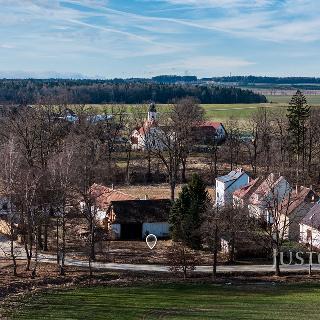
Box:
[7,283,320,319]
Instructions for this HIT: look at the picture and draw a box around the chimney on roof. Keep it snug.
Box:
[310,185,313,191]
[269,173,274,182]
[144,194,148,200]
[111,184,114,190]
[236,168,243,173]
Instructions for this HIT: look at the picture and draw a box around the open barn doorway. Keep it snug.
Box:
[120,223,142,240]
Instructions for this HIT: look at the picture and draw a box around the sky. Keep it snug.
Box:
[0,0,320,78]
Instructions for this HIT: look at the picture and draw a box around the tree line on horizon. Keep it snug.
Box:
[0,79,266,104]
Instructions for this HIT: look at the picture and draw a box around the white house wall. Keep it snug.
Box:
[142,222,169,238]
[131,127,166,151]
[300,223,320,248]
[215,180,225,206]
[216,125,226,140]
[216,173,249,206]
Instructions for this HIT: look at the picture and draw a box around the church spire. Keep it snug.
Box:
[148,102,157,121]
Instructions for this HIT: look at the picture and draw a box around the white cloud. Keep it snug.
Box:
[0,44,14,49]
[0,0,318,77]
[157,0,274,8]
[148,0,320,43]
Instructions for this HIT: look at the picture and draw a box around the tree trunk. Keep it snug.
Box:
[43,219,48,251]
[89,255,93,278]
[90,240,95,261]
[274,249,281,276]
[147,151,151,182]
[307,132,313,176]
[31,232,38,279]
[170,181,175,201]
[181,157,187,183]
[90,219,95,261]
[37,223,43,250]
[56,217,60,265]
[212,224,218,280]
[10,236,17,277]
[214,150,218,179]
[125,148,131,185]
[229,234,235,263]
[60,214,66,276]
[24,233,32,271]
[296,153,300,186]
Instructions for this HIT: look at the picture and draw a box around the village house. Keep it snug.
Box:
[247,173,291,223]
[233,177,262,207]
[89,183,137,225]
[215,168,250,206]
[55,108,113,124]
[131,103,227,151]
[279,186,318,242]
[192,121,227,144]
[300,202,320,249]
[131,103,165,151]
[107,199,171,240]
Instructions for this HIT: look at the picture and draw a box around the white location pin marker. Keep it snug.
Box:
[146,234,157,250]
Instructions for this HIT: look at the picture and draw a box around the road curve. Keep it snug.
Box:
[1,235,319,274]
[35,254,320,273]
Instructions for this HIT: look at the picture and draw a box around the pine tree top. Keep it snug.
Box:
[287,90,310,120]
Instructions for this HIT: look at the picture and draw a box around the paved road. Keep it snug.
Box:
[1,235,319,274]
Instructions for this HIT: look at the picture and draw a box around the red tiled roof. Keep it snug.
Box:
[90,183,137,210]
[279,186,318,216]
[138,120,157,136]
[196,121,222,129]
[233,177,261,201]
[249,173,287,205]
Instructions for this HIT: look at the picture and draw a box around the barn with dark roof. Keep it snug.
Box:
[107,199,171,240]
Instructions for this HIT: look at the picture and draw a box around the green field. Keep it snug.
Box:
[71,94,320,122]
[201,103,273,121]
[266,94,320,105]
[7,283,320,319]
[86,103,271,121]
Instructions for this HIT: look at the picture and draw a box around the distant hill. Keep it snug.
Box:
[202,76,320,91]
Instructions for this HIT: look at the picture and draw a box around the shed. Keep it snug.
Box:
[107,199,171,240]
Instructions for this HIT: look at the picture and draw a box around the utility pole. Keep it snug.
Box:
[212,206,219,280]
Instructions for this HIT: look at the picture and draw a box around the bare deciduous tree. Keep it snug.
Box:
[166,242,197,279]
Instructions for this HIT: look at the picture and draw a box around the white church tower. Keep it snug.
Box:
[148,102,157,122]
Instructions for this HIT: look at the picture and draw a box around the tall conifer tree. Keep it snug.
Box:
[169,174,209,249]
[287,90,310,183]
